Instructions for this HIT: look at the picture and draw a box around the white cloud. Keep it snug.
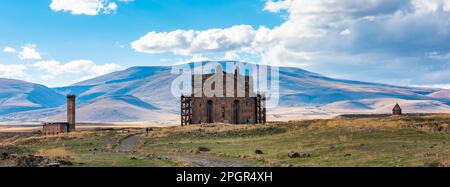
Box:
[264,0,293,13]
[412,84,450,89]
[105,2,118,13]
[340,29,351,35]
[33,59,123,76]
[413,0,450,13]
[176,55,212,65]
[50,0,120,16]
[89,62,123,75]
[32,60,61,75]
[18,44,42,60]
[131,25,257,55]
[40,75,54,81]
[0,64,27,78]
[131,0,450,87]
[131,1,410,62]
[3,47,16,53]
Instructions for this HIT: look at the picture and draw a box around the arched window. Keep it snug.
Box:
[222,105,225,118]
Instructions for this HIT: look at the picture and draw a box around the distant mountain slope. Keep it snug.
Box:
[1,61,450,123]
[277,66,441,106]
[0,78,65,115]
[38,95,176,124]
[53,66,177,110]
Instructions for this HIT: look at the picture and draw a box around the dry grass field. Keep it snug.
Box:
[2,114,450,167]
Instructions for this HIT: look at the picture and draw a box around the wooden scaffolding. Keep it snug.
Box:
[256,94,266,124]
[181,95,193,126]
[181,94,266,126]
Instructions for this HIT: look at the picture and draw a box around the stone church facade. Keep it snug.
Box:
[181,66,266,125]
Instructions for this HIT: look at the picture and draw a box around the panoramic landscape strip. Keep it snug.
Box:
[2,1,450,184]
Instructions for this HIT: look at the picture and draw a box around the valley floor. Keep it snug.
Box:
[2,114,450,167]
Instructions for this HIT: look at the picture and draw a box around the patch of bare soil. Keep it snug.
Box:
[160,153,257,167]
[114,134,142,153]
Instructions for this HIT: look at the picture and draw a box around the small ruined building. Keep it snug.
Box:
[392,103,402,116]
[181,66,266,125]
[42,95,76,136]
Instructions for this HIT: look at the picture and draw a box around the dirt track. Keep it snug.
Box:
[114,134,142,153]
[113,134,254,167]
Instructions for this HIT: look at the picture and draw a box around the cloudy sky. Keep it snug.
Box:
[1,0,450,88]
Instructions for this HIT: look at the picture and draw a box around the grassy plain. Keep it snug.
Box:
[2,115,450,167]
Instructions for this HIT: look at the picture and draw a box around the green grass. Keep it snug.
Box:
[70,153,174,167]
[14,131,177,167]
[11,115,450,167]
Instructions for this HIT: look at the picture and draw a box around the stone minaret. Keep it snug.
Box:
[67,95,76,132]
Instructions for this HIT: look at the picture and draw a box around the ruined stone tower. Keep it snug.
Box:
[42,95,77,135]
[67,95,76,131]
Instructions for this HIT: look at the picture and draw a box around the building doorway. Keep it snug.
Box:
[207,100,213,123]
[232,100,240,124]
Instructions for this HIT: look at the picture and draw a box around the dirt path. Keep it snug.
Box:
[114,134,257,166]
[161,153,257,167]
[114,135,142,153]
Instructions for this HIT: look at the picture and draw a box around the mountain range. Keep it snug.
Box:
[1,61,450,124]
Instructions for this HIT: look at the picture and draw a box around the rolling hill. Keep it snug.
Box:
[1,61,450,123]
[0,78,65,116]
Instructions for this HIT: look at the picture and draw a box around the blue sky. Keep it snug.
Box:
[1,0,450,88]
[0,0,282,86]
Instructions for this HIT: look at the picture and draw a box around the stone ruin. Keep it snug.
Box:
[42,95,76,136]
[392,103,402,116]
[181,65,266,126]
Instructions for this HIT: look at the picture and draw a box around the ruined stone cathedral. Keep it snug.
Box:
[181,65,266,126]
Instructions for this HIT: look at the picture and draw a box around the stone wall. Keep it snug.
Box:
[191,97,257,124]
[188,68,261,125]
[42,123,68,136]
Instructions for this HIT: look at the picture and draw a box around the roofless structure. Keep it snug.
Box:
[42,95,76,136]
